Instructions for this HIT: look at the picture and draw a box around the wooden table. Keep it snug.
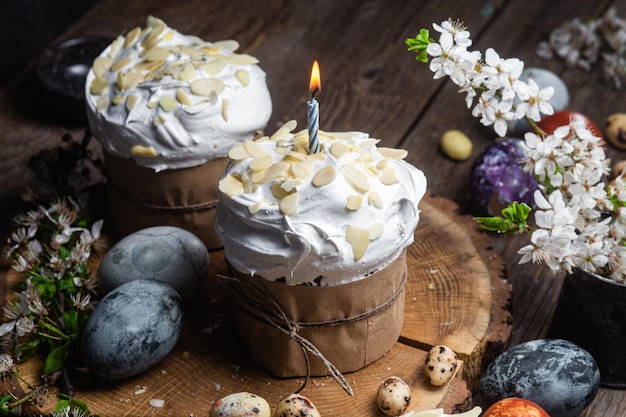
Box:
[1,0,624,416]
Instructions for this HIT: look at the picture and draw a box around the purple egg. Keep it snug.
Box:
[470,138,539,215]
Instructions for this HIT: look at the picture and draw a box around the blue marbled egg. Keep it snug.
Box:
[478,339,600,417]
[98,226,209,301]
[82,279,184,379]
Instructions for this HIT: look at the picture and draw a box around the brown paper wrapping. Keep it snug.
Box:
[227,250,407,378]
[103,152,228,250]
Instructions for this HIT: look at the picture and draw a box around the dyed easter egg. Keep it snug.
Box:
[98,226,209,301]
[478,339,600,417]
[470,138,538,215]
[81,279,184,379]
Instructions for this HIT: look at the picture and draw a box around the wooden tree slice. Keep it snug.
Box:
[0,194,511,416]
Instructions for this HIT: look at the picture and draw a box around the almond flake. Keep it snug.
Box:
[201,59,227,76]
[96,95,109,112]
[141,24,165,48]
[243,139,267,158]
[123,27,142,48]
[176,89,192,106]
[378,147,408,160]
[218,175,244,197]
[112,95,126,105]
[190,78,226,96]
[228,53,259,65]
[342,164,370,192]
[93,56,113,77]
[377,158,391,169]
[368,190,384,208]
[110,57,132,72]
[228,143,250,160]
[146,15,166,28]
[213,39,239,52]
[248,202,262,214]
[281,178,303,192]
[263,161,289,180]
[235,69,250,87]
[330,142,350,159]
[221,99,229,121]
[380,164,399,185]
[179,64,196,81]
[274,146,289,155]
[144,47,170,62]
[270,125,295,141]
[153,115,166,127]
[369,223,384,240]
[279,192,299,216]
[345,225,370,261]
[147,100,158,109]
[312,165,337,187]
[290,163,311,179]
[271,182,292,199]
[107,36,124,59]
[126,95,139,110]
[89,77,109,95]
[120,70,144,90]
[249,154,273,172]
[159,97,178,112]
[131,145,158,157]
[346,195,362,211]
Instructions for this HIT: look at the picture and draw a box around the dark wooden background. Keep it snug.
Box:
[0,0,624,416]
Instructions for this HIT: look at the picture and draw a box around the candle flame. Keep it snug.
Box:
[309,60,321,97]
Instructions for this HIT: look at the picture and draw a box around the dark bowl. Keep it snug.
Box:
[36,36,112,123]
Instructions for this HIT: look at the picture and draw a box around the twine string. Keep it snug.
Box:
[217,270,407,397]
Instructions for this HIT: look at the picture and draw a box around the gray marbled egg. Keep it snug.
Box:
[98,226,209,301]
[478,339,600,417]
[81,279,184,379]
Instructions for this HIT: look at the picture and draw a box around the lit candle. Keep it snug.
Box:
[308,60,321,154]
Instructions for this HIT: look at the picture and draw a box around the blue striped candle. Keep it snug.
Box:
[308,60,321,154]
[307,97,319,154]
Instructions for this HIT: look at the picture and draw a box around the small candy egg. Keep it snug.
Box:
[424,345,458,386]
[377,376,412,416]
[209,392,271,417]
[273,393,321,417]
[605,112,626,150]
[440,129,473,161]
[98,226,209,301]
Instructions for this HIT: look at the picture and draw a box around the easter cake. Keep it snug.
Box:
[85,16,272,249]
[215,120,427,378]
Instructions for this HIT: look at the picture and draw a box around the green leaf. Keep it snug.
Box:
[44,343,69,374]
[63,310,79,335]
[406,28,434,63]
[474,216,509,232]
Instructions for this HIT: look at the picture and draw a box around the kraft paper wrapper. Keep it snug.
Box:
[228,250,407,378]
[103,152,228,250]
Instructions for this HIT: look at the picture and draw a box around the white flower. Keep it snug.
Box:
[514,79,555,121]
[433,19,472,48]
[0,353,14,374]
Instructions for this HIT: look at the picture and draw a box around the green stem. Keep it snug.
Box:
[526,117,548,137]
